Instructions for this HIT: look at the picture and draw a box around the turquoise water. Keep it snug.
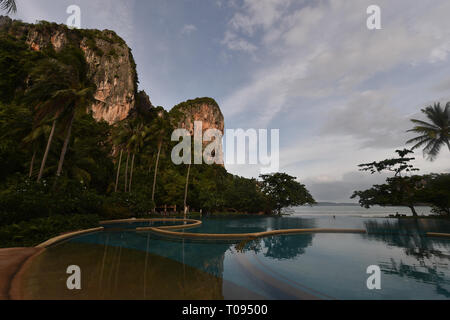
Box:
[60,216,450,300]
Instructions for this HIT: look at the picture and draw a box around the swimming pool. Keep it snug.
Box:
[18,216,450,300]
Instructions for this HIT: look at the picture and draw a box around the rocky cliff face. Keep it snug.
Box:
[170,98,225,164]
[0,17,137,124]
[0,17,226,155]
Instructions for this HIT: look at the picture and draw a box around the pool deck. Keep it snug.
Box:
[0,247,41,300]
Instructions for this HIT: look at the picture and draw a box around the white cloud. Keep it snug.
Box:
[181,24,197,35]
[222,30,257,52]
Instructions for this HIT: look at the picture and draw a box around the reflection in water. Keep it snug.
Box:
[17,217,450,300]
[234,218,316,260]
[364,219,450,298]
[20,240,263,300]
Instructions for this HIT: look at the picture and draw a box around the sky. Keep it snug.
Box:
[7,0,450,202]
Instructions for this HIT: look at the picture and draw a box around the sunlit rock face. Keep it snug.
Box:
[170,98,225,165]
[1,17,137,124]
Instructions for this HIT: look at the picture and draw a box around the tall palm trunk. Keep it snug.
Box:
[148,158,152,176]
[114,149,123,192]
[129,153,135,193]
[124,151,130,192]
[56,112,75,177]
[29,149,36,178]
[184,163,191,219]
[409,205,418,218]
[37,119,57,182]
[151,141,162,205]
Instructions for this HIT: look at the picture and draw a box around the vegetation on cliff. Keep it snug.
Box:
[0,19,315,247]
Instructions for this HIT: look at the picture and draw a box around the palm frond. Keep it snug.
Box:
[0,0,16,13]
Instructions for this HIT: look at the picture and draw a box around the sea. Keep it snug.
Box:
[291,205,433,218]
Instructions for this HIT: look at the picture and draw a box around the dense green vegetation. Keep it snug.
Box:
[352,149,450,217]
[0,22,315,247]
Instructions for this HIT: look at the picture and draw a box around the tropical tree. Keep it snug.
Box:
[24,47,96,182]
[22,123,50,178]
[148,107,171,206]
[24,58,67,182]
[127,119,149,193]
[351,176,426,217]
[0,0,16,13]
[407,102,450,161]
[54,74,96,178]
[183,163,191,218]
[419,174,450,216]
[112,123,128,192]
[260,173,316,215]
[357,149,419,177]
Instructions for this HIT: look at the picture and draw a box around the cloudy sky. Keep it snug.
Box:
[9,0,450,202]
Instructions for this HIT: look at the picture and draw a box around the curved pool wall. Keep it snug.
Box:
[20,216,450,300]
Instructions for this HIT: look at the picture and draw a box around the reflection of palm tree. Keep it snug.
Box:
[407,103,450,161]
[379,258,450,298]
[0,0,16,13]
[364,219,450,260]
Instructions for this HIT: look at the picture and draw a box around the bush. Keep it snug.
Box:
[101,191,155,219]
[0,214,100,248]
[0,177,103,225]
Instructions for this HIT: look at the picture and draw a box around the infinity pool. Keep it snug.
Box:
[19,217,450,300]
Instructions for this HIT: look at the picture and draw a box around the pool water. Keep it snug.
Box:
[20,217,450,300]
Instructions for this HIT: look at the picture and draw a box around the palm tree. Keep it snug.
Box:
[407,102,450,161]
[149,108,170,207]
[22,123,50,178]
[55,86,96,178]
[183,163,191,219]
[127,120,148,192]
[112,124,128,192]
[24,47,96,182]
[0,0,16,13]
[25,58,68,182]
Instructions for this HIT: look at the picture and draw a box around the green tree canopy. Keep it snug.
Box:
[260,172,315,215]
[351,176,426,217]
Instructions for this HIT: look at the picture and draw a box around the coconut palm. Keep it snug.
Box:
[407,102,450,161]
[115,121,133,192]
[0,0,16,13]
[24,58,69,182]
[112,124,128,192]
[25,47,96,182]
[148,107,171,206]
[54,86,96,178]
[127,120,149,192]
[22,123,50,178]
[183,163,191,218]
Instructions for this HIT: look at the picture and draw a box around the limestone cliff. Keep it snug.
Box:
[0,17,226,154]
[0,17,138,124]
[170,98,225,164]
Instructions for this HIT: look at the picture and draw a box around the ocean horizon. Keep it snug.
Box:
[291,205,433,217]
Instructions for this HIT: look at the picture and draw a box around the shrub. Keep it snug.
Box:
[0,214,100,248]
